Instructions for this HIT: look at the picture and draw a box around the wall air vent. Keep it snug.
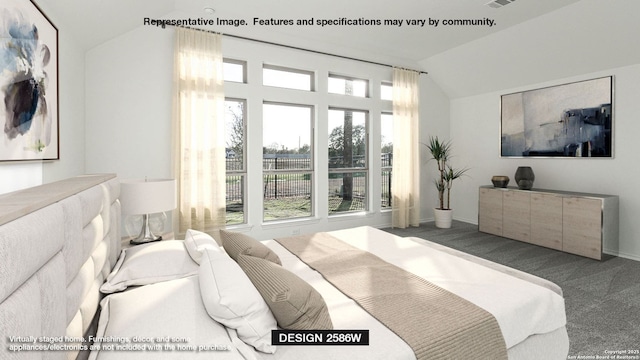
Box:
[485,0,516,8]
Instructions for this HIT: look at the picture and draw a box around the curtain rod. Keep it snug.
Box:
[173,25,428,75]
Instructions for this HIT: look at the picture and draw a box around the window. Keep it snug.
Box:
[263,65,314,91]
[225,99,246,224]
[328,74,368,97]
[381,82,392,101]
[328,108,368,214]
[220,52,393,226]
[381,112,393,209]
[263,103,313,221]
[223,59,246,83]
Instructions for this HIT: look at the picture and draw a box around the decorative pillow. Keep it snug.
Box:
[100,240,198,294]
[199,248,277,354]
[220,230,281,265]
[237,254,333,330]
[184,229,222,264]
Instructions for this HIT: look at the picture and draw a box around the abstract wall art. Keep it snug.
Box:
[1,0,58,162]
[501,76,613,158]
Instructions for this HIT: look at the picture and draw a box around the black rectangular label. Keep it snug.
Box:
[271,330,369,346]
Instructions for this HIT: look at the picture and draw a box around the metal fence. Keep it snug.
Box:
[226,175,244,203]
[263,173,311,199]
[328,173,367,212]
[381,170,392,208]
[381,153,392,208]
[263,155,311,171]
[225,153,393,209]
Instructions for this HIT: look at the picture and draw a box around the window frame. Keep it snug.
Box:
[262,64,315,91]
[327,107,370,215]
[328,73,370,98]
[223,58,247,83]
[380,81,393,101]
[224,98,247,225]
[380,111,393,209]
[262,101,315,222]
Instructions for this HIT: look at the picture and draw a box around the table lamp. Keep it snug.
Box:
[120,178,177,245]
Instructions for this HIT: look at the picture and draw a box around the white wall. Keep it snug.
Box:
[0,164,42,194]
[420,76,451,219]
[450,65,640,261]
[85,26,174,180]
[84,24,448,239]
[42,29,87,184]
[424,0,640,260]
[0,1,86,194]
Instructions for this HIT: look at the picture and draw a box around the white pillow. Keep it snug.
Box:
[199,248,277,354]
[100,240,199,294]
[184,229,221,264]
[92,277,247,360]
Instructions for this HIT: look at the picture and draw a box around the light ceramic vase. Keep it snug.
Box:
[434,208,453,228]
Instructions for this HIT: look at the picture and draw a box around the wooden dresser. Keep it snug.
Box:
[478,186,619,260]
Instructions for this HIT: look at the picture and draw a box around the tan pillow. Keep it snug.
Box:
[237,254,333,330]
[220,230,281,265]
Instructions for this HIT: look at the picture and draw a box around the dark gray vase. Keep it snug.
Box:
[515,166,535,190]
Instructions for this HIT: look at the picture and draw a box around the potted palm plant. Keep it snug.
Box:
[426,136,469,228]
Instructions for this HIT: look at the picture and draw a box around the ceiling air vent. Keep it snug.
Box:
[485,0,516,8]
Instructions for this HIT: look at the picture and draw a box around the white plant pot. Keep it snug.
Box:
[434,208,453,228]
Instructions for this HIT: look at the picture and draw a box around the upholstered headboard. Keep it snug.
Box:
[0,174,121,360]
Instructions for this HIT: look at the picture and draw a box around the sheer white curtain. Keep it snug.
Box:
[391,68,420,228]
[172,28,225,236]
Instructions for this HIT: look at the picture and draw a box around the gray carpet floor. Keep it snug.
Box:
[383,221,640,357]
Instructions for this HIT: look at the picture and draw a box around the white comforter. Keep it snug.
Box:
[278,226,567,349]
[91,226,568,360]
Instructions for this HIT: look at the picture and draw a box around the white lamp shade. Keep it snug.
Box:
[120,179,177,215]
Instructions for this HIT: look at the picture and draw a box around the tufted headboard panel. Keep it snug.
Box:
[0,174,120,360]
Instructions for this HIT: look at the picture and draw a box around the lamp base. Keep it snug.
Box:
[129,213,163,245]
[130,235,163,245]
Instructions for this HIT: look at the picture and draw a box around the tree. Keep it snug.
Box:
[343,109,353,200]
[264,142,280,154]
[328,124,366,160]
[297,143,310,154]
[381,134,393,154]
[226,101,244,161]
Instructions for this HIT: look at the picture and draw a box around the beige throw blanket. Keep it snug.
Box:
[276,232,508,360]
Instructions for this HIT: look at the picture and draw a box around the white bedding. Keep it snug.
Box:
[90,226,569,360]
[310,227,567,348]
[90,276,245,360]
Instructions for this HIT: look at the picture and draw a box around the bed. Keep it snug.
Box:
[0,174,120,360]
[0,175,569,360]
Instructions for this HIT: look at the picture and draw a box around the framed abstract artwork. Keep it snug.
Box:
[0,0,59,162]
[501,76,613,158]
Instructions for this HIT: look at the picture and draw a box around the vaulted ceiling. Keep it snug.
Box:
[35,0,582,68]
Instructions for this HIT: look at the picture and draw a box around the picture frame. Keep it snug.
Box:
[500,76,613,158]
[0,0,59,162]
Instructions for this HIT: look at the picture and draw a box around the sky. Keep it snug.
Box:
[225,62,394,152]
